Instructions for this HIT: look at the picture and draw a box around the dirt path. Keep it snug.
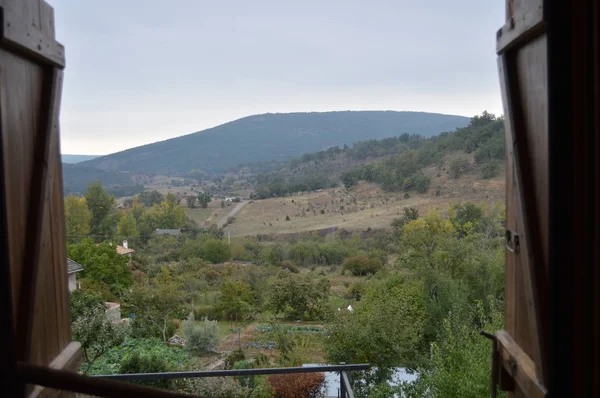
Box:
[217,201,248,228]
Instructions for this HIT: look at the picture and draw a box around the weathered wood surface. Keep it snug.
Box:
[0,1,75,397]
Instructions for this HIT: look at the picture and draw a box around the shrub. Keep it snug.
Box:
[285,215,291,221]
[449,157,469,179]
[480,161,499,179]
[280,260,299,273]
[225,349,246,370]
[192,377,251,398]
[233,359,255,388]
[182,314,219,355]
[269,373,325,398]
[341,255,383,276]
[130,317,177,340]
[119,352,172,389]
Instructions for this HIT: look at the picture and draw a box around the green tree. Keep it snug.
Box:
[201,239,231,264]
[402,299,505,398]
[70,289,104,322]
[341,170,359,189]
[267,273,331,321]
[449,157,469,179]
[68,239,133,297]
[216,280,256,321]
[84,182,118,238]
[72,305,131,374]
[197,192,211,208]
[187,195,197,208]
[391,206,419,232]
[148,193,186,229]
[118,211,139,238]
[129,268,185,342]
[138,190,165,206]
[326,275,426,377]
[64,194,92,239]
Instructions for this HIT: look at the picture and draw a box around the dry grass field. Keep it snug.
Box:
[228,169,505,237]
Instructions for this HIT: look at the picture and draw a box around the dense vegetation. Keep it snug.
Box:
[249,112,504,198]
[67,177,505,396]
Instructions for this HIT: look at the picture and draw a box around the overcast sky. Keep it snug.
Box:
[49,0,505,155]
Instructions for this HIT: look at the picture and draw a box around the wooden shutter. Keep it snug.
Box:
[497,1,600,397]
[0,1,80,396]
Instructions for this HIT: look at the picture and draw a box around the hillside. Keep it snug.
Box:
[79,111,469,176]
[62,163,143,196]
[61,154,100,164]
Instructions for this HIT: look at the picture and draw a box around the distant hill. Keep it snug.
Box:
[61,154,100,164]
[80,111,470,176]
[62,163,136,196]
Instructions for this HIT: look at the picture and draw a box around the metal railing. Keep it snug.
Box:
[94,363,369,397]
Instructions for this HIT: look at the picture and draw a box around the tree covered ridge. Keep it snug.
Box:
[248,112,504,198]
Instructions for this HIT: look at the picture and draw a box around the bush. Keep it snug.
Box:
[280,260,299,273]
[233,359,255,388]
[449,157,469,179]
[192,377,251,398]
[119,352,172,389]
[182,314,219,355]
[341,255,383,276]
[225,349,246,370]
[269,373,325,398]
[480,161,499,179]
[130,318,177,340]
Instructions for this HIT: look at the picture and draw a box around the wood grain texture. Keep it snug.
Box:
[1,3,73,397]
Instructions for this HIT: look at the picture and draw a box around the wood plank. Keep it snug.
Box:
[16,68,63,363]
[497,330,547,398]
[498,54,548,384]
[496,0,544,53]
[0,4,65,67]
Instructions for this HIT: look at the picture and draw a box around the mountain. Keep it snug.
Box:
[62,163,137,196]
[80,111,470,176]
[61,154,100,164]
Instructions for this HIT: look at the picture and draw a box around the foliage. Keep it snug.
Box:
[197,192,212,208]
[85,337,191,376]
[128,268,185,341]
[72,306,131,374]
[216,280,257,320]
[268,373,325,398]
[326,275,427,375]
[186,195,197,208]
[480,161,500,179]
[68,239,133,297]
[118,211,138,238]
[449,157,469,179]
[118,352,172,389]
[147,193,186,229]
[391,206,419,232]
[182,313,220,355]
[401,299,505,398]
[341,255,383,276]
[138,190,165,206]
[64,194,92,238]
[70,289,104,322]
[191,377,251,398]
[84,182,118,238]
[225,349,246,370]
[267,273,331,321]
[201,239,232,264]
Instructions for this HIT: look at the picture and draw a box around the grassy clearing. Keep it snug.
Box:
[228,172,504,237]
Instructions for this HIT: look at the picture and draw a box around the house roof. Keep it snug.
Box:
[116,245,135,255]
[155,228,181,236]
[67,258,84,274]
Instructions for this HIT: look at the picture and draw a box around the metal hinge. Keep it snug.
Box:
[505,229,520,253]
